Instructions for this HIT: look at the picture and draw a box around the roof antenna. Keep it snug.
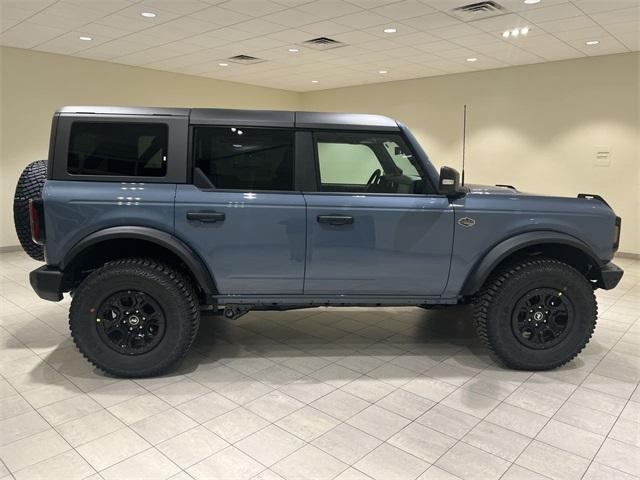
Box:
[462,104,467,186]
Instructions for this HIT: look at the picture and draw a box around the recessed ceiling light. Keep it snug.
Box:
[140,12,156,18]
[379,70,388,74]
[288,48,299,53]
[79,36,92,41]
[585,40,600,45]
[383,27,397,33]
[218,62,229,67]
[524,0,541,4]
[503,27,530,38]
[466,57,478,62]
[311,80,319,83]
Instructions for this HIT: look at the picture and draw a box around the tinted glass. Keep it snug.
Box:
[194,127,294,191]
[315,132,428,194]
[68,122,168,177]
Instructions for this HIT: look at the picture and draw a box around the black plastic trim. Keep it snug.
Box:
[191,108,294,127]
[61,226,217,295]
[598,262,624,290]
[460,230,604,295]
[30,265,64,302]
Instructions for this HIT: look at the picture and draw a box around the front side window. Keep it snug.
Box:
[315,132,429,194]
[68,122,167,177]
[194,127,294,191]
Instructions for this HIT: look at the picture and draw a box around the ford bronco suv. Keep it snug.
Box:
[15,106,623,377]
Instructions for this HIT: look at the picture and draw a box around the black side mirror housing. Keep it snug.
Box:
[438,166,466,197]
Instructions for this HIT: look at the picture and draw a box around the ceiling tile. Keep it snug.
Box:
[571,0,638,15]
[372,0,436,20]
[333,11,391,28]
[534,14,597,33]
[402,12,461,30]
[220,0,288,17]
[0,22,66,48]
[297,1,361,19]
[521,3,586,23]
[194,5,252,25]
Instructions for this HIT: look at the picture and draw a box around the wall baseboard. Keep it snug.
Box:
[616,251,640,260]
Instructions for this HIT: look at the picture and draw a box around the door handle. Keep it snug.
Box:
[317,215,353,226]
[187,211,225,223]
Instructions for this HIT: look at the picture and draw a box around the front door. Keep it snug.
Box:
[175,126,305,295]
[304,131,454,296]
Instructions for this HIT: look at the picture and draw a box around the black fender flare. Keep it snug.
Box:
[61,226,217,295]
[460,230,603,295]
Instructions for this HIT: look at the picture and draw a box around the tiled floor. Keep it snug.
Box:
[0,250,639,480]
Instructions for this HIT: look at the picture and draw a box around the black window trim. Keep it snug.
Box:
[52,114,188,183]
[189,124,299,194]
[308,129,440,197]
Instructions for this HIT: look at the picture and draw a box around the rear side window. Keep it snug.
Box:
[193,127,294,191]
[68,122,168,177]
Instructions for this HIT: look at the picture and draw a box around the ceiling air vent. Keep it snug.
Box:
[302,37,346,51]
[227,54,265,65]
[450,1,506,22]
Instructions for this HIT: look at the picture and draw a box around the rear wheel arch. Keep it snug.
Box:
[461,231,603,296]
[61,226,217,300]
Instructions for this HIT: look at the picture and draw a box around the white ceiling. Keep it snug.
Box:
[1,0,638,91]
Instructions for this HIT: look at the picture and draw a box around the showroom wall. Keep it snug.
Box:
[0,46,300,248]
[302,52,639,254]
[1,47,638,253]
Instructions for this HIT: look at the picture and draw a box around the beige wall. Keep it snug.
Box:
[0,46,300,247]
[2,46,638,253]
[302,52,640,254]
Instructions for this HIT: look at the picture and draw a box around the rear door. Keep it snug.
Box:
[303,130,454,296]
[174,124,306,295]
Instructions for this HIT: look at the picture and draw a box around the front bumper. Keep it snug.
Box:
[30,266,64,301]
[597,262,624,290]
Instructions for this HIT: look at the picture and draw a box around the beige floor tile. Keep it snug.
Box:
[609,417,640,447]
[582,461,639,480]
[536,419,605,459]
[436,442,509,480]
[504,385,566,417]
[552,401,617,436]
[375,389,435,420]
[347,404,410,440]
[87,380,147,408]
[0,410,50,446]
[310,363,362,388]
[151,378,211,406]
[416,404,480,439]
[273,444,348,480]
[335,467,375,480]
[440,388,501,419]
[245,390,305,422]
[157,425,228,469]
[75,427,151,471]
[401,376,457,403]
[12,449,94,480]
[500,464,548,480]
[0,428,71,472]
[569,386,628,416]
[101,448,180,480]
[594,438,640,476]
[275,405,340,442]
[278,378,336,404]
[340,376,396,403]
[176,390,237,424]
[235,424,305,467]
[203,407,270,443]
[312,423,381,464]
[216,378,274,405]
[187,446,265,480]
[310,389,370,421]
[131,408,198,445]
[463,420,530,461]
[108,392,172,425]
[389,422,456,463]
[0,395,32,421]
[516,440,590,480]
[417,465,461,479]
[354,443,429,480]
[56,409,124,447]
[37,393,102,426]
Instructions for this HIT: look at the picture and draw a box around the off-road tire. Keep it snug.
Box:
[13,160,48,261]
[473,258,597,370]
[69,258,200,377]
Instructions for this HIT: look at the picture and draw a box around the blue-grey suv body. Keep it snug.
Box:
[17,106,623,377]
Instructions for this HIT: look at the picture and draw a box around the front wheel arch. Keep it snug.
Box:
[460,231,603,296]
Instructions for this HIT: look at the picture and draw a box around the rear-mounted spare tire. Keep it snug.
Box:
[13,160,48,261]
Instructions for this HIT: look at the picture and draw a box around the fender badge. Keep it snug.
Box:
[458,217,476,228]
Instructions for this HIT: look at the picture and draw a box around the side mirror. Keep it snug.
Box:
[438,166,465,197]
